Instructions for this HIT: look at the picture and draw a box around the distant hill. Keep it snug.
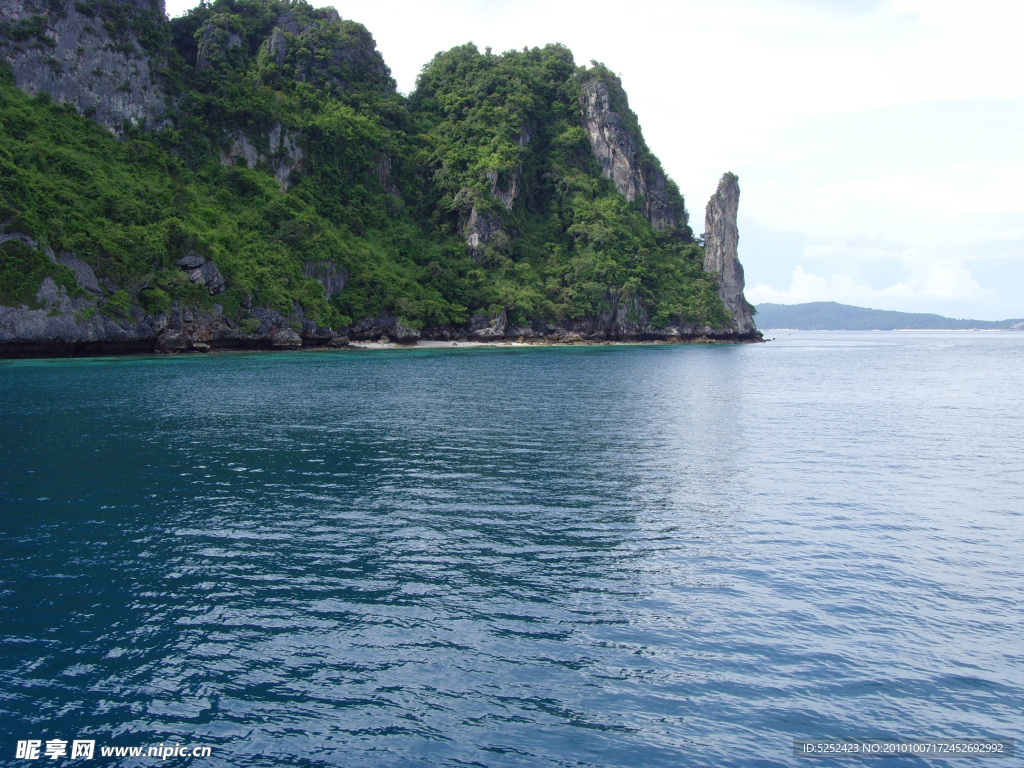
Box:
[755,302,1024,331]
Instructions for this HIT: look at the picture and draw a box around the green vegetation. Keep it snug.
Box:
[0,51,463,329]
[0,0,731,332]
[410,44,725,325]
[0,239,79,308]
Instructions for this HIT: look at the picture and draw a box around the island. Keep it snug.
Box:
[1,0,761,357]
[756,302,1024,331]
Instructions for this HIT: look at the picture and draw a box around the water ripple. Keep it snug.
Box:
[2,334,1022,766]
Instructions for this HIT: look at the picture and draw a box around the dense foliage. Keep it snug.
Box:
[411,44,726,326]
[0,0,730,331]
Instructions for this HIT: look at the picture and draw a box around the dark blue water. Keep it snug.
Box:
[2,333,1022,767]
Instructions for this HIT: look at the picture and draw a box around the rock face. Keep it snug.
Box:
[207,9,393,190]
[469,309,507,339]
[195,12,243,70]
[0,286,340,356]
[221,123,304,191]
[175,253,225,295]
[0,236,333,356]
[704,173,756,336]
[303,261,348,300]
[1,272,160,355]
[0,0,168,132]
[269,327,302,348]
[459,202,501,262]
[346,312,423,343]
[260,8,394,94]
[392,318,420,344]
[455,124,530,260]
[375,156,399,197]
[580,78,684,232]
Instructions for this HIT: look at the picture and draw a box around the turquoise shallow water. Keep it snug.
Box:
[1,333,1022,766]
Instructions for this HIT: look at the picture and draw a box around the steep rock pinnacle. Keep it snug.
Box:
[704,172,756,335]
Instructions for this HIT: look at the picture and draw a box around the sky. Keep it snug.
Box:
[166,0,1024,320]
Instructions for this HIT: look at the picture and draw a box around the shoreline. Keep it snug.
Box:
[1,302,764,360]
[1,300,763,360]
[0,334,763,361]
[343,336,760,351]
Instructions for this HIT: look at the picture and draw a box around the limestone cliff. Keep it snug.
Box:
[704,173,756,336]
[0,0,168,132]
[0,15,759,356]
[201,7,395,190]
[458,199,501,262]
[456,124,530,261]
[257,8,394,94]
[580,76,686,233]
[220,123,303,191]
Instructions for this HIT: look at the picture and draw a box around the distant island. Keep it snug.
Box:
[756,302,1024,331]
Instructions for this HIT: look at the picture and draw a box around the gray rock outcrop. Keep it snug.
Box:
[0,247,338,356]
[0,274,156,354]
[375,156,400,197]
[177,252,205,270]
[580,78,684,232]
[302,261,348,299]
[155,328,190,352]
[54,254,102,295]
[455,124,530,259]
[459,202,501,262]
[346,312,419,343]
[189,262,226,296]
[259,8,394,94]
[392,318,420,344]
[220,122,304,191]
[0,0,168,132]
[195,13,243,70]
[196,8,396,192]
[176,253,225,295]
[469,309,507,339]
[269,327,302,348]
[486,168,519,211]
[703,172,756,336]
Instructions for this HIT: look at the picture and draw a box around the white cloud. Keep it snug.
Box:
[747,256,992,315]
[744,160,1024,247]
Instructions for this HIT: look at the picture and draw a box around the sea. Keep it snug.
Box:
[1,331,1021,767]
